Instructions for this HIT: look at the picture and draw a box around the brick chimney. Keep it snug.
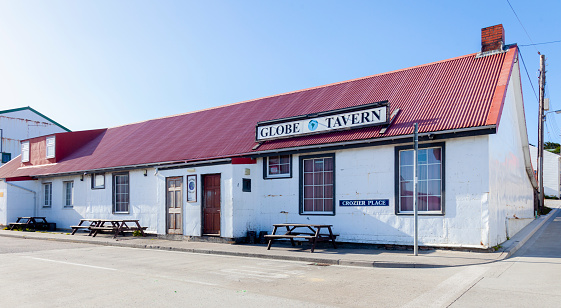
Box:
[481,24,505,52]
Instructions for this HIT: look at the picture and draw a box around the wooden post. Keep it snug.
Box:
[538,54,546,213]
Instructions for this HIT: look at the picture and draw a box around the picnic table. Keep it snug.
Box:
[70,219,147,238]
[265,223,338,253]
[9,217,52,231]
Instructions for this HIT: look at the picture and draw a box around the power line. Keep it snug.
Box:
[520,40,561,47]
[518,49,539,101]
[506,0,540,54]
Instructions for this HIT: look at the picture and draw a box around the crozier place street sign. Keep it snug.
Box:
[255,101,389,142]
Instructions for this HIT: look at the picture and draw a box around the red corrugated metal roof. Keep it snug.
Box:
[0,47,519,179]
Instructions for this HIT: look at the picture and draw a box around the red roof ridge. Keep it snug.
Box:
[108,52,479,129]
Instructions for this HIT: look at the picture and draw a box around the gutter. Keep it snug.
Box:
[6,182,37,216]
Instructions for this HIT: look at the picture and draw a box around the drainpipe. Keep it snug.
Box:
[6,182,37,216]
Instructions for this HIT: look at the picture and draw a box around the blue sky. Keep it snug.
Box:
[0,0,559,145]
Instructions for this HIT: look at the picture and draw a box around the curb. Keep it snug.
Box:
[498,208,559,259]
[0,231,441,268]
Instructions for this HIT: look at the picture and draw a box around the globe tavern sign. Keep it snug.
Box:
[255,101,389,142]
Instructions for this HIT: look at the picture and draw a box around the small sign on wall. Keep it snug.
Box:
[187,175,197,202]
[339,199,389,206]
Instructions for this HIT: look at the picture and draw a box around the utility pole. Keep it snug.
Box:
[413,123,418,256]
[538,54,546,214]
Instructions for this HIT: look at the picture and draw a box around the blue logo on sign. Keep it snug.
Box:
[188,182,195,190]
[308,120,318,131]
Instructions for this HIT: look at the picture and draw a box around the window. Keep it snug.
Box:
[91,173,105,189]
[300,154,335,215]
[46,136,55,158]
[396,143,444,214]
[43,183,52,208]
[113,172,129,213]
[1,152,11,163]
[242,178,251,192]
[64,181,74,207]
[21,141,30,162]
[264,155,292,179]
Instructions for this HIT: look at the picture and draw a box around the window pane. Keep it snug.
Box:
[313,160,324,172]
[314,186,323,198]
[269,165,280,175]
[418,165,428,181]
[304,186,313,198]
[324,172,333,185]
[401,197,413,211]
[324,158,333,171]
[280,155,290,164]
[324,185,333,198]
[400,181,413,196]
[418,180,428,196]
[304,159,313,172]
[323,199,333,212]
[279,164,290,174]
[314,199,323,212]
[304,173,313,184]
[400,150,413,166]
[418,196,428,211]
[313,173,324,185]
[428,180,441,195]
[269,157,279,165]
[418,149,427,164]
[428,148,442,164]
[400,166,413,181]
[428,164,441,180]
[428,196,441,211]
[304,199,314,211]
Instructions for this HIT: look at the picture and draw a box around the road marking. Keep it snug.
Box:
[402,266,488,308]
[26,257,118,271]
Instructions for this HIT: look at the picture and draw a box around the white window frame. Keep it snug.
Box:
[396,144,444,215]
[113,172,130,214]
[64,181,74,207]
[43,183,52,208]
[300,154,335,215]
[21,141,30,162]
[264,155,292,179]
[92,173,105,189]
[46,136,55,159]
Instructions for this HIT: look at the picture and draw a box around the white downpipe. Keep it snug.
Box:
[6,182,37,216]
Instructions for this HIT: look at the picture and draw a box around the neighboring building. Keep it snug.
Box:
[0,25,537,248]
[529,145,561,198]
[0,107,70,167]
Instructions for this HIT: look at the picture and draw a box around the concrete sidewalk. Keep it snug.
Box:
[1,205,558,268]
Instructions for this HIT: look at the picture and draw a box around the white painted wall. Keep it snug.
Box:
[487,63,535,246]
[247,137,492,248]
[0,109,68,166]
[157,164,234,237]
[529,145,560,197]
[0,180,38,225]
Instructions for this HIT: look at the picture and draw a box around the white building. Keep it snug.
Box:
[0,25,537,248]
[529,145,561,198]
[0,107,70,166]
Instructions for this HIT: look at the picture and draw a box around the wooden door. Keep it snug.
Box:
[166,177,183,235]
[202,174,221,235]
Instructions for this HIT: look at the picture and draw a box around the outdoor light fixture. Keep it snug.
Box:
[144,169,148,176]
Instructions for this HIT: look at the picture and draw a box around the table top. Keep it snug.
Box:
[272,223,332,228]
[80,218,140,223]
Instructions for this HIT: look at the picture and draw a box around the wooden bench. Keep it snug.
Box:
[9,217,51,231]
[71,219,147,238]
[265,224,338,253]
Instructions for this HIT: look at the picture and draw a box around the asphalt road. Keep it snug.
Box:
[0,212,559,307]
